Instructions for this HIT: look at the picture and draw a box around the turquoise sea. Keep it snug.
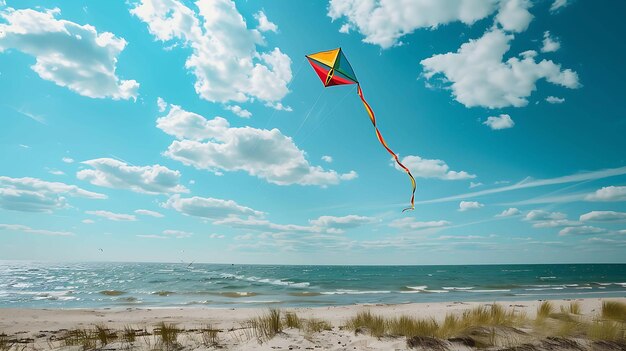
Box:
[0,261,624,308]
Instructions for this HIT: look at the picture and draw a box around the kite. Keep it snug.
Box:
[306,48,416,212]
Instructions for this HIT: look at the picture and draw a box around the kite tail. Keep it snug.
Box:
[356,84,416,212]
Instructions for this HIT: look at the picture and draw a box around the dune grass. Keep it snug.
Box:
[245,308,283,342]
[537,301,554,319]
[0,334,12,351]
[284,312,302,329]
[345,304,524,340]
[153,322,180,350]
[199,324,220,347]
[62,328,96,350]
[602,301,626,322]
[122,325,136,343]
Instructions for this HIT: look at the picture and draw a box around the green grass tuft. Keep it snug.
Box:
[154,322,180,350]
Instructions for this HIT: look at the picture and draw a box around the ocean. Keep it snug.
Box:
[0,261,624,308]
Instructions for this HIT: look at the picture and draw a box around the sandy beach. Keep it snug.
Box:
[1,297,624,350]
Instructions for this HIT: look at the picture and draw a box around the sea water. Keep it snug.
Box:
[0,261,624,308]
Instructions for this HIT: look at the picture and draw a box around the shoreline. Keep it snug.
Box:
[1,297,624,350]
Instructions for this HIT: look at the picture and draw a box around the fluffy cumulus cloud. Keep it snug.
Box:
[524,209,580,228]
[546,96,565,104]
[459,201,483,211]
[134,209,164,218]
[0,7,138,99]
[0,176,105,212]
[165,194,264,220]
[389,217,450,230]
[328,0,532,49]
[421,29,580,109]
[157,104,357,186]
[131,0,291,106]
[0,223,73,236]
[225,105,252,118]
[483,114,514,130]
[580,211,626,222]
[496,207,520,217]
[559,226,605,236]
[585,186,626,202]
[77,158,188,195]
[254,11,277,33]
[397,155,475,180]
[550,0,570,13]
[85,210,136,221]
[541,31,560,53]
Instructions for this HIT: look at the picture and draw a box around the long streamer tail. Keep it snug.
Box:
[357,84,416,212]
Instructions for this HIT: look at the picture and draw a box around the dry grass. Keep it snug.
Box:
[588,320,625,341]
[305,319,332,333]
[0,334,12,351]
[345,304,524,341]
[537,301,554,319]
[62,328,96,350]
[602,301,626,322]
[284,312,302,329]
[199,325,220,347]
[154,322,180,350]
[245,308,284,342]
[122,325,136,343]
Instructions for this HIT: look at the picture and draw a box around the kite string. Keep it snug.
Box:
[356,84,416,212]
[264,58,306,129]
[299,85,355,144]
[293,88,325,137]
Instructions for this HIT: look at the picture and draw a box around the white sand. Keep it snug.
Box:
[1,297,624,350]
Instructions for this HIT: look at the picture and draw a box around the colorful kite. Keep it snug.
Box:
[306,48,416,212]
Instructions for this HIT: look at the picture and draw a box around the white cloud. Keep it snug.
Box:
[469,182,483,188]
[254,11,277,33]
[327,0,532,49]
[0,7,138,99]
[266,101,293,112]
[495,0,533,33]
[541,31,560,53]
[77,158,188,195]
[580,211,626,222]
[62,157,74,164]
[135,209,164,218]
[524,209,580,228]
[158,104,356,186]
[85,210,136,221]
[157,97,167,112]
[525,209,566,221]
[397,155,475,180]
[550,0,570,13]
[389,218,450,230]
[483,114,515,130]
[215,214,375,235]
[546,96,565,104]
[459,201,484,211]
[0,223,73,236]
[131,0,291,105]
[321,155,333,163]
[585,186,626,202]
[496,207,520,217]
[309,215,376,231]
[225,105,252,118]
[417,166,626,205]
[165,194,264,220]
[48,169,65,176]
[82,219,95,224]
[559,226,605,236]
[421,28,580,109]
[162,229,192,238]
[209,233,224,239]
[0,176,105,212]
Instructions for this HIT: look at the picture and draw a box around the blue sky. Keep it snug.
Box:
[1,0,625,265]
